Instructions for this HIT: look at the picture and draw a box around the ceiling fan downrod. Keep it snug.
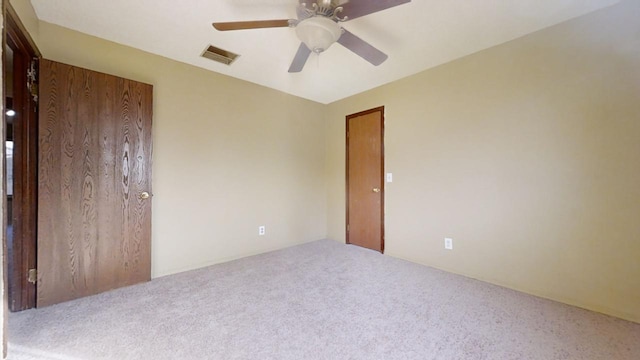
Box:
[300,0,348,22]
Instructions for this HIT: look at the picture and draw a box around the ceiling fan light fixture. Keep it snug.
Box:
[295,16,342,54]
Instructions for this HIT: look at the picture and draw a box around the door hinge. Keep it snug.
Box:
[347,224,350,232]
[27,58,39,105]
[27,269,37,284]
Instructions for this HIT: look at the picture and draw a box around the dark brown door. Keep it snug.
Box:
[346,107,384,252]
[37,59,153,307]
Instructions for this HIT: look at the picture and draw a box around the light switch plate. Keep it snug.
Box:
[386,173,393,183]
[444,238,453,250]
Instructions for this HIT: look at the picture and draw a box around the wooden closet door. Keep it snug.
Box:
[346,107,384,253]
[37,59,153,307]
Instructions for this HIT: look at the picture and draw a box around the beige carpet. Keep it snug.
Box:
[8,239,640,359]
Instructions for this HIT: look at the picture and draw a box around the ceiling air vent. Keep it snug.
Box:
[201,45,239,65]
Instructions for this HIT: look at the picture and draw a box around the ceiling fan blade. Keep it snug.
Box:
[212,20,292,31]
[340,0,411,21]
[337,29,388,66]
[288,43,312,73]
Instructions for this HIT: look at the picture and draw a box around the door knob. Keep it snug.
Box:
[372,188,381,193]
[139,191,150,200]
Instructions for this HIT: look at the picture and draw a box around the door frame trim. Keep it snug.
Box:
[345,106,385,253]
[5,5,41,59]
[3,3,41,312]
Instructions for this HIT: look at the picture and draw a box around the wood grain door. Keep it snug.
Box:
[37,59,153,307]
[346,107,384,252]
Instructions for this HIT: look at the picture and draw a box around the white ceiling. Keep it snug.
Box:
[30,0,619,104]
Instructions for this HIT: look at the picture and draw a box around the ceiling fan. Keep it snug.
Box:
[212,0,411,72]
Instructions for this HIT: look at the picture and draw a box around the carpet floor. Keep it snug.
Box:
[8,239,640,359]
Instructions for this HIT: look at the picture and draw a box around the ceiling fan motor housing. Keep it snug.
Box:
[296,16,342,53]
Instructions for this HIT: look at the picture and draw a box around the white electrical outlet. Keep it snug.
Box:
[259,226,266,236]
[444,237,453,250]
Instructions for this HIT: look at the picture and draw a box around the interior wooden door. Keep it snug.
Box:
[346,107,384,252]
[37,59,153,307]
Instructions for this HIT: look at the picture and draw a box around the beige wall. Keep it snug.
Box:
[10,1,327,278]
[327,0,640,322]
[7,0,36,44]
